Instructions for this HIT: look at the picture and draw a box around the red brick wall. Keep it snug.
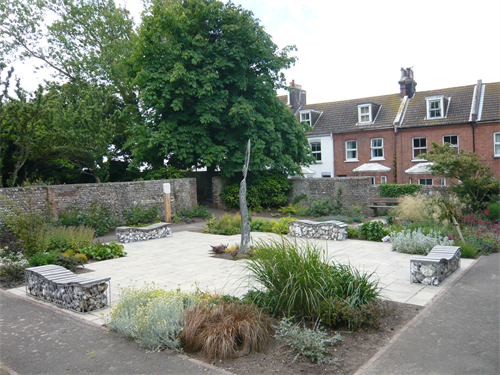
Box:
[474,122,500,178]
[333,128,395,183]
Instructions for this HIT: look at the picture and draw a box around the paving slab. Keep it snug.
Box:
[9,230,474,325]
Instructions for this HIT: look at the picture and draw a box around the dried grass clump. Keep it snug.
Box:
[181,302,272,360]
[391,193,429,223]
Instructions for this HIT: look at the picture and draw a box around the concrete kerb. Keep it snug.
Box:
[353,255,482,375]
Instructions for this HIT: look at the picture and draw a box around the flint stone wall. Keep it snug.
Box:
[288,220,348,241]
[0,179,197,224]
[116,222,172,243]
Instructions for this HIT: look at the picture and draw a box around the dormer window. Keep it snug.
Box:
[357,103,380,124]
[300,111,311,126]
[426,95,449,119]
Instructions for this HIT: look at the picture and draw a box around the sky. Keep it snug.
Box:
[12,0,500,104]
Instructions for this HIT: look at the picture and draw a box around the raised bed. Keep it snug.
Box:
[288,220,348,241]
[115,222,172,243]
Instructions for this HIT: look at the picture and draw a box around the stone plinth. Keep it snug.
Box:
[288,220,348,241]
[116,222,172,243]
[410,246,461,286]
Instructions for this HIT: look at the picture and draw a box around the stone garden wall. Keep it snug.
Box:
[0,179,197,224]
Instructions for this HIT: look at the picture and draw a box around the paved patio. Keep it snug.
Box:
[8,231,474,325]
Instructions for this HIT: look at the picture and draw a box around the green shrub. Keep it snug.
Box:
[245,237,381,320]
[308,198,337,217]
[318,298,384,330]
[122,204,158,226]
[202,213,241,235]
[293,194,307,205]
[106,284,198,352]
[359,221,389,242]
[279,203,309,217]
[250,217,273,232]
[379,183,422,198]
[58,201,119,237]
[45,226,95,253]
[0,250,29,281]
[347,227,360,239]
[79,242,126,260]
[459,243,478,258]
[178,205,212,220]
[28,251,59,267]
[270,217,297,234]
[274,318,342,364]
[487,202,500,221]
[220,172,291,209]
[391,228,455,255]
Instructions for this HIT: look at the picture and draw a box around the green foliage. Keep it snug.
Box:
[45,226,95,253]
[58,201,119,237]
[422,142,500,210]
[143,167,185,180]
[202,214,241,235]
[318,299,384,330]
[346,227,360,239]
[278,203,309,217]
[106,284,199,352]
[245,237,381,320]
[79,242,126,260]
[177,205,212,221]
[122,204,158,226]
[359,221,389,242]
[293,194,307,205]
[274,318,342,364]
[459,243,478,259]
[487,202,500,221]
[307,189,343,218]
[129,0,313,177]
[0,249,29,281]
[270,217,297,234]
[390,229,455,255]
[250,218,273,232]
[379,184,422,198]
[221,173,292,209]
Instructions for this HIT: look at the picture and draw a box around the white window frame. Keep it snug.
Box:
[380,175,388,184]
[358,105,372,123]
[370,138,384,160]
[426,95,445,119]
[321,172,331,178]
[495,132,500,157]
[345,140,358,161]
[412,137,427,159]
[443,135,459,153]
[300,111,311,126]
[418,178,433,185]
[310,141,322,162]
[439,177,447,185]
[409,178,413,184]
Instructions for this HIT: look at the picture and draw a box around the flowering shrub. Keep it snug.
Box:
[0,249,29,281]
[458,208,500,254]
[390,228,455,255]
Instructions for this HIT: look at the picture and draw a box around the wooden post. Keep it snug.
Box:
[163,183,171,222]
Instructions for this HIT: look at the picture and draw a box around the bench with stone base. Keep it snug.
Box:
[369,197,402,216]
[410,246,461,286]
[288,220,348,241]
[116,222,172,243]
[25,265,110,314]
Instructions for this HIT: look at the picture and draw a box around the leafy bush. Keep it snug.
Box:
[279,203,309,217]
[79,242,126,260]
[54,254,85,272]
[220,172,291,209]
[45,226,95,253]
[458,243,478,259]
[391,228,455,255]
[58,201,119,237]
[250,217,273,232]
[359,221,389,242]
[202,213,241,235]
[177,205,212,220]
[106,284,198,352]
[270,217,297,234]
[181,302,272,360]
[274,318,342,364]
[347,227,360,239]
[293,194,307,205]
[379,183,422,198]
[318,299,384,330]
[487,202,500,221]
[0,249,29,281]
[245,237,381,320]
[307,198,338,217]
[122,204,158,226]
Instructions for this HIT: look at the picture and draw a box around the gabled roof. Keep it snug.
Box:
[479,82,500,122]
[405,162,434,174]
[353,163,392,173]
[277,95,288,105]
[400,85,475,128]
[306,93,403,136]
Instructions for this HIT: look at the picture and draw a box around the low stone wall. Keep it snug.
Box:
[288,220,348,241]
[116,222,172,243]
[0,179,197,224]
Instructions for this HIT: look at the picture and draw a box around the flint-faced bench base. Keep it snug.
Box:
[116,222,172,243]
[410,246,461,286]
[288,220,348,241]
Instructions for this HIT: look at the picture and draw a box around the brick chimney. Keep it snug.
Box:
[289,80,306,115]
[398,67,417,98]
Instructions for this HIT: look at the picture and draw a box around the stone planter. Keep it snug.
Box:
[115,222,172,243]
[288,220,348,241]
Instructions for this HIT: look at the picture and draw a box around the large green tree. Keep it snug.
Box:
[422,142,500,210]
[129,0,314,176]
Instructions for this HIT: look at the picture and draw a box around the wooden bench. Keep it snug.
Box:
[25,265,110,314]
[410,246,461,286]
[369,197,401,216]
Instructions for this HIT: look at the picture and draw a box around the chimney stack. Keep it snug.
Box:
[398,67,417,98]
[289,80,306,115]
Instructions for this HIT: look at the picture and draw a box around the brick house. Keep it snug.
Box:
[286,69,499,185]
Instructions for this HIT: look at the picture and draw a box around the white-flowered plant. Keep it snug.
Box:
[390,228,454,255]
[0,248,29,280]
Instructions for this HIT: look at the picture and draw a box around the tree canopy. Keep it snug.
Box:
[128,0,314,176]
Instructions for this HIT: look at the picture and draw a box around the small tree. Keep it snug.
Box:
[421,143,500,210]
